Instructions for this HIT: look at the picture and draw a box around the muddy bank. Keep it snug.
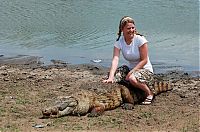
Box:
[0,55,199,131]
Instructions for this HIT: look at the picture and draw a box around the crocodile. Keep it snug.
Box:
[41,81,172,118]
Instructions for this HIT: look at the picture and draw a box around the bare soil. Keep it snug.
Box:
[0,60,199,132]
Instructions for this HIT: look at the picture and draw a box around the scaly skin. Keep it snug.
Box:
[42,81,172,118]
[42,84,136,118]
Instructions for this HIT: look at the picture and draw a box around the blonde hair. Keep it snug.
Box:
[116,16,142,41]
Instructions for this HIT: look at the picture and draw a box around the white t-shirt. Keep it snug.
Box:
[114,35,153,73]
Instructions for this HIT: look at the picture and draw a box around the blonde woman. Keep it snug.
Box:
[103,16,154,105]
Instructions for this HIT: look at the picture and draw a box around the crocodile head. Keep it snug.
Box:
[42,96,78,118]
[42,107,59,117]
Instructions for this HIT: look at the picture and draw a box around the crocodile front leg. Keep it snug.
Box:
[120,85,134,110]
[87,104,105,117]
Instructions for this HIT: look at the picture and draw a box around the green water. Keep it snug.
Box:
[0,0,199,72]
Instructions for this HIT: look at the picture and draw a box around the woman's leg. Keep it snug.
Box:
[127,69,155,105]
[128,75,153,96]
[113,67,154,104]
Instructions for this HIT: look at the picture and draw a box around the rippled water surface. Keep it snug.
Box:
[0,0,199,73]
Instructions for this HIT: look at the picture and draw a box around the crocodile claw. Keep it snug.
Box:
[121,103,134,110]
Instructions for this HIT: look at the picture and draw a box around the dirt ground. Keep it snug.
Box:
[0,57,199,132]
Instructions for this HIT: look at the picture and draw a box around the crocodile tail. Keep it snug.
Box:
[154,81,172,95]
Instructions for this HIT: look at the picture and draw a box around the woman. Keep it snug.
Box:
[103,16,154,105]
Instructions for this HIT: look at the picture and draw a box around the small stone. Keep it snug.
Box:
[32,124,45,128]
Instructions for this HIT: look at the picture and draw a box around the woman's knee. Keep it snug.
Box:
[128,75,138,85]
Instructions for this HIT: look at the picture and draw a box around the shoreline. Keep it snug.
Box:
[0,54,199,77]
